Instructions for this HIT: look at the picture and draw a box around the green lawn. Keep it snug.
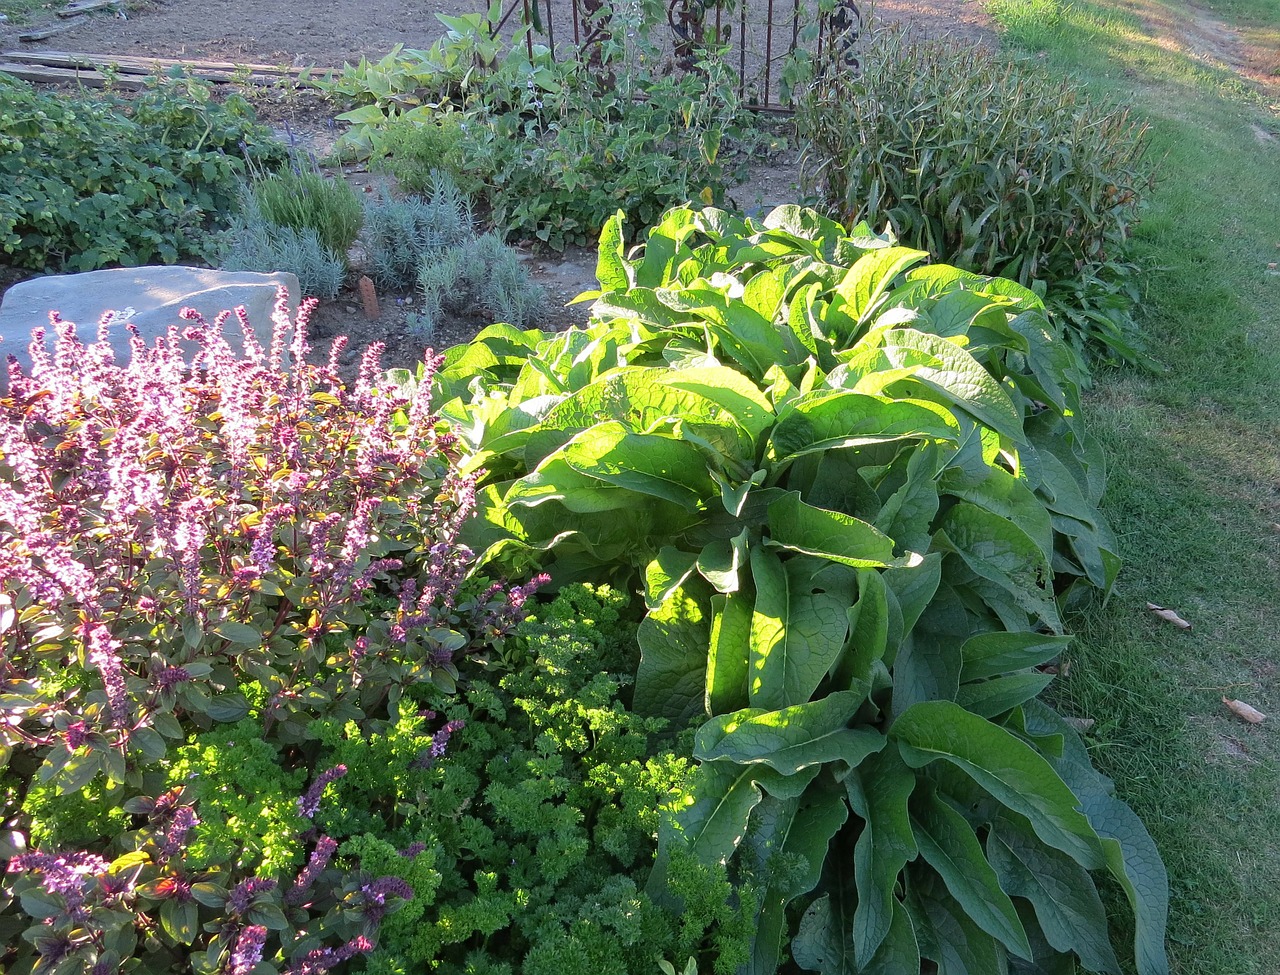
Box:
[984,1,1280,971]
[0,0,61,23]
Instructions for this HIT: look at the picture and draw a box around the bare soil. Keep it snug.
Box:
[0,0,998,371]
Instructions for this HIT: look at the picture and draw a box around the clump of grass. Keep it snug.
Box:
[371,113,469,194]
[248,162,364,259]
[796,24,1153,362]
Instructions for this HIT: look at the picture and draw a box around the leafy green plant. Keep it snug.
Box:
[454,45,753,250]
[417,231,546,335]
[359,176,473,291]
[220,188,347,300]
[248,162,364,259]
[371,111,469,192]
[0,71,282,272]
[421,203,1169,974]
[795,25,1154,362]
[325,7,754,250]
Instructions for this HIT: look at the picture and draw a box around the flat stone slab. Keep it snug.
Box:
[0,266,299,388]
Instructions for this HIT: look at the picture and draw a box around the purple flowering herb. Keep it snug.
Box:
[153,665,193,692]
[227,924,269,975]
[84,623,129,727]
[283,934,374,975]
[286,835,338,906]
[64,720,89,751]
[227,877,278,917]
[398,842,427,859]
[158,805,199,862]
[414,719,465,770]
[8,850,109,923]
[358,876,414,925]
[296,764,347,820]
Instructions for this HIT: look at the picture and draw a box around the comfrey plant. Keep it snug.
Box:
[0,290,541,972]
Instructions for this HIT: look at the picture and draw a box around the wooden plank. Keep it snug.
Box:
[16,23,76,42]
[57,0,121,17]
[0,62,140,87]
[0,60,287,88]
[0,49,320,76]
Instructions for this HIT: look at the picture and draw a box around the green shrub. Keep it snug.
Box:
[360,176,473,291]
[0,71,282,271]
[417,231,546,335]
[372,112,469,192]
[248,162,364,258]
[795,26,1153,361]
[220,188,347,300]
[325,11,756,250]
[423,204,1169,975]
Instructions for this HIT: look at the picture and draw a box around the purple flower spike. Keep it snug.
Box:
[227,924,269,975]
[297,764,348,819]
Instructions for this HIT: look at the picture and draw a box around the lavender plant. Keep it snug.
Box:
[0,291,542,972]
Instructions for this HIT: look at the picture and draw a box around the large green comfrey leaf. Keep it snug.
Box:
[834,328,1025,444]
[694,691,882,774]
[748,548,853,709]
[890,701,1103,869]
[911,786,1031,959]
[846,747,919,966]
[769,389,960,465]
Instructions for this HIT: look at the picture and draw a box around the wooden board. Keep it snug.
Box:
[0,49,323,77]
[57,0,121,18]
[0,60,297,88]
[0,61,136,87]
[16,23,75,42]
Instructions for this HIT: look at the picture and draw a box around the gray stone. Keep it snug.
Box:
[0,266,300,388]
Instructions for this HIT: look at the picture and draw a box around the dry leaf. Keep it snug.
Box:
[1146,602,1192,630]
[1062,716,1096,732]
[1223,697,1266,723]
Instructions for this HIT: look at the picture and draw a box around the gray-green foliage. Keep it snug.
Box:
[418,204,1169,975]
[220,190,346,301]
[360,175,473,291]
[416,231,547,336]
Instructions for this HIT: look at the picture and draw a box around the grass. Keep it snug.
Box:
[0,0,59,22]
[983,1,1280,972]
